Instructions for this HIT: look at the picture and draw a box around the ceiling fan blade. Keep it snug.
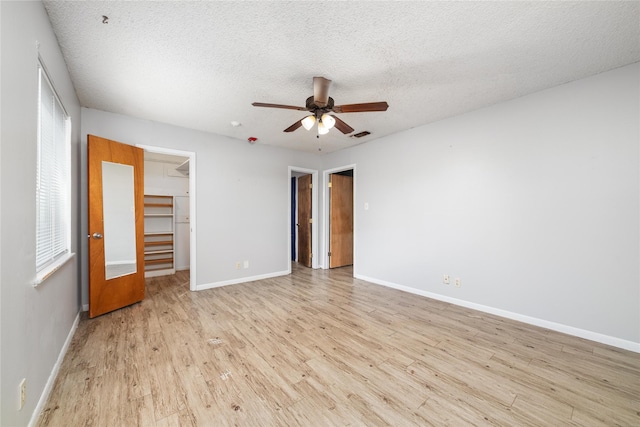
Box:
[252,102,307,111]
[313,77,331,108]
[283,120,303,133]
[333,101,389,113]
[331,115,354,134]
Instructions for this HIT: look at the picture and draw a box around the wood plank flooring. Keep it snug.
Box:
[37,265,640,426]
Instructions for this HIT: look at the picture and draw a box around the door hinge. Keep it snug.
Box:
[309,183,313,189]
[328,252,332,257]
[309,218,313,224]
[310,253,313,258]
[328,182,332,188]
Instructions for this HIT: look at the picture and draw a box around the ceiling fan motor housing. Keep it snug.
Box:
[306,96,335,113]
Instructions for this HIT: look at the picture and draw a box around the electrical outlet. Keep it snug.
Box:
[455,278,461,287]
[235,262,241,270]
[19,378,26,410]
[443,274,450,285]
[243,260,249,269]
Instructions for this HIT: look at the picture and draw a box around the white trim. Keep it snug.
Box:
[29,311,81,427]
[196,270,289,291]
[287,167,320,270]
[37,59,69,118]
[136,144,197,291]
[322,164,356,271]
[105,260,136,266]
[355,273,640,354]
[33,252,75,287]
[144,268,176,278]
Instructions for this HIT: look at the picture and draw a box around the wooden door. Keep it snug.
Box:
[297,174,312,267]
[88,135,145,318]
[329,173,353,268]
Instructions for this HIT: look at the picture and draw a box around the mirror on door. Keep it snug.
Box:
[102,161,137,279]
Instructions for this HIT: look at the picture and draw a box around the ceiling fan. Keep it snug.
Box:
[252,77,388,136]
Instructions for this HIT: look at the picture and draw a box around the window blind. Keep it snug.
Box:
[36,64,70,272]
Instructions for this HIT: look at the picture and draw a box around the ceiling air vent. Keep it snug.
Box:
[351,131,371,138]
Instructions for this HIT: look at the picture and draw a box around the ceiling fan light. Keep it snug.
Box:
[301,115,316,131]
[321,114,335,130]
[317,121,330,135]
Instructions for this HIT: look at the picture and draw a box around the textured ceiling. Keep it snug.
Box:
[43,1,640,154]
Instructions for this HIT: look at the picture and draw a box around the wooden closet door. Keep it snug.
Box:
[297,174,312,267]
[329,173,353,268]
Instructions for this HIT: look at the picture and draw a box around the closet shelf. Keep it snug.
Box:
[145,264,174,272]
[176,159,189,176]
[144,248,173,254]
[145,240,173,247]
[144,194,175,277]
[145,258,174,265]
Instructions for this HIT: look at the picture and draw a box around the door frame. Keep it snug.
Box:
[138,144,197,291]
[288,166,319,271]
[322,164,356,271]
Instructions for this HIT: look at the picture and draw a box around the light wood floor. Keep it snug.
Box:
[38,265,639,426]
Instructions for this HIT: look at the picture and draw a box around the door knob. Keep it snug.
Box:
[92,233,103,239]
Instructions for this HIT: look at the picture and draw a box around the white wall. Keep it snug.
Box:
[80,108,321,302]
[0,2,3,423]
[1,2,81,425]
[144,159,189,196]
[323,63,640,349]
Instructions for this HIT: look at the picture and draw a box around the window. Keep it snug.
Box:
[36,60,71,277]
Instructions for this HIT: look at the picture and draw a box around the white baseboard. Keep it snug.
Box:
[195,270,290,291]
[29,311,81,427]
[144,268,175,278]
[355,274,640,354]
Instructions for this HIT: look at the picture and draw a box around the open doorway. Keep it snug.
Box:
[138,145,197,291]
[323,165,356,271]
[289,167,319,271]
